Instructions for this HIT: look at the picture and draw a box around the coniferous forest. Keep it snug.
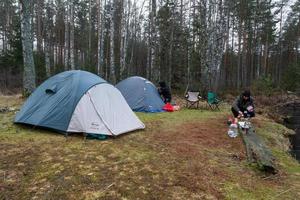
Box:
[0,0,300,94]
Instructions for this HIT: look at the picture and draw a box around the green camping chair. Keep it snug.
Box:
[207,91,220,110]
[185,91,202,108]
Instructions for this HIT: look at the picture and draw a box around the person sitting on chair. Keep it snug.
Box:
[231,90,255,119]
[158,81,172,103]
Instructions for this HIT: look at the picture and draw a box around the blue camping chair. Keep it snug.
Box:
[207,91,220,110]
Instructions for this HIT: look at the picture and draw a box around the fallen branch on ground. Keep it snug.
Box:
[0,107,18,113]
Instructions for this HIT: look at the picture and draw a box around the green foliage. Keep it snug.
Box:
[281,62,300,92]
[283,0,300,44]
[0,14,23,92]
[251,75,276,95]
[53,64,65,74]
[34,53,46,85]
[0,15,23,70]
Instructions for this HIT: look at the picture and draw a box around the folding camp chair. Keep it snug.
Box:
[207,91,220,110]
[185,91,202,108]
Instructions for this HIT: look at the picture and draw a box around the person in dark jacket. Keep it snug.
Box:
[231,90,255,118]
[158,81,172,103]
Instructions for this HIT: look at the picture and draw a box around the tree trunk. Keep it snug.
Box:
[168,4,176,88]
[19,0,36,95]
[64,1,69,70]
[101,0,107,78]
[242,24,247,88]
[223,2,230,89]
[237,21,242,89]
[231,16,235,88]
[263,39,269,76]
[44,0,54,77]
[277,2,283,84]
[199,0,208,89]
[3,5,11,53]
[88,0,92,67]
[97,0,102,75]
[110,0,116,83]
[168,27,174,88]
[150,0,156,81]
[120,0,126,79]
[69,1,75,70]
[45,37,51,77]
[123,0,131,78]
[257,44,262,78]
[186,0,191,89]
[146,0,151,79]
[36,0,43,55]
[213,0,227,92]
[251,4,258,85]
[128,1,137,77]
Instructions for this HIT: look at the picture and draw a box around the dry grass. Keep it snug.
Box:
[0,96,299,200]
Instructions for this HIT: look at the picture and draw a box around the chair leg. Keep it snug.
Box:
[212,104,216,110]
[192,102,196,108]
[186,101,193,108]
[186,102,192,108]
[186,101,199,109]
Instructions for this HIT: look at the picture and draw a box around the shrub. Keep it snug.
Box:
[251,75,276,96]
[281,62,300,92]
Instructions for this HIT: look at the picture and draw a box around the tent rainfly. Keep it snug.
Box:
[116,76,165,112]
[15,70,145,136]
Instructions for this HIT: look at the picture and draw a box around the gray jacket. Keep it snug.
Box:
[232,95,254,113]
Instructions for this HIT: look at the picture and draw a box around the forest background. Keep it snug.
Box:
[0,0,299,95]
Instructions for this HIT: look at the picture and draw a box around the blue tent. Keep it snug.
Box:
[116,76,165,112]
[15,70,145,135]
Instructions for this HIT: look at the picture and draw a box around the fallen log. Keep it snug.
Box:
[239,125,277,173]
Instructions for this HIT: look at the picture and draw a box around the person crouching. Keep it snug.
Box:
[231,90,255,119]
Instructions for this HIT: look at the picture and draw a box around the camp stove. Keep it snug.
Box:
[238,117,252,134]
[227,117,253,137]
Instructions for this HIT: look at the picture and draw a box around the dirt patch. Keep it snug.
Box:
[143,116,247,199]
[153,118,245,158]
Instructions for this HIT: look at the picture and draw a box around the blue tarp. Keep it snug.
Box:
[15,70,106,131]
[116,76,164,112]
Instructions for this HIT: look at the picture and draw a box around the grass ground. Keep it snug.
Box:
[0,95,299,200]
